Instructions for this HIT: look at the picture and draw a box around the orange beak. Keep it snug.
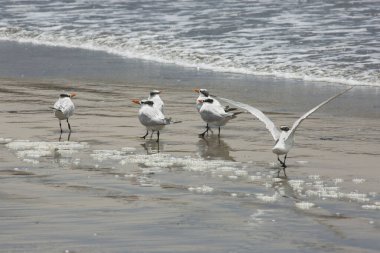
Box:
[132,99,141,105]
[193,88,200,93]
[70,92,77,98]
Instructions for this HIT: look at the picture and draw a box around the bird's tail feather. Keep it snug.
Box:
[50,107,62,112]
[164,118,182,125]
[232,111,244,117]
[224,105,238,112]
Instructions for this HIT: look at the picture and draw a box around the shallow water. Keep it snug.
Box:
[0,77,379,252]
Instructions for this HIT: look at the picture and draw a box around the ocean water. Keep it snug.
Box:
[0,0,379,86]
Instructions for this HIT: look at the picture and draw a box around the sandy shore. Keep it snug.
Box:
[0,41,379,253]
[0,76,378,184]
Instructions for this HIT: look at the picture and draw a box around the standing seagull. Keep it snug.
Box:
[194,88,237,137]
[132,99,172,142]
[220,87,352,176]
[148,90,164,113]
[194,88,222,112]
[52,93,76,133]
[147,90,164,138]
[198,98,242,137]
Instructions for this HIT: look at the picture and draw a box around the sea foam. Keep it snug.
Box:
[6,140,88,164]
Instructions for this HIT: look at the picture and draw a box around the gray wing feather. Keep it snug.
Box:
[289,87,352,136]
[220,97,281,141]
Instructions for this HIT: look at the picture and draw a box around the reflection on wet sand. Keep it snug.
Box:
[141,139,162,154]
[197,135,235,161]
[59,132,71,142]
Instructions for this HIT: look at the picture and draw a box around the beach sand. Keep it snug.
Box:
[0,41,379,252]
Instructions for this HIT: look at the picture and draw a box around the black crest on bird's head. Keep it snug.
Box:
[150,90,160,96]
[59,94,70,98]
[280,125,290,131]
[141,100,154,106]
[200,89,209,97]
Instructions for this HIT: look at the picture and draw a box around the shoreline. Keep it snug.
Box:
[0,40,379,118]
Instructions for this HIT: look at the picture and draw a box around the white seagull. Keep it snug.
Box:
[194,88,222,112]
[132,99,173,142]
[52,92,76,133]
[198,97,242,137]
[148,90,164,113]
[220,87,352,176]
[194,88,238,137]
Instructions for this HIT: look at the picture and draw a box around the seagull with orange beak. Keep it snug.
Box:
[132,99,173,142]
[197,97,242,137]
[194,88,238,137]
[194,88,222,112]
[52,92,76,133]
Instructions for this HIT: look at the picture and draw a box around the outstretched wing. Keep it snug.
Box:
[289,87,352,136]
[220,97,280,141]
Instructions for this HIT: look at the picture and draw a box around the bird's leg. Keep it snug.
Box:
[67,119,71,132]
[277,156,284,166]
[59,121,63,134]
[282,167,287,177]
[150,130,155,138]
[277,156,282,177]
[156,131,160,142]
[67,132,71,142]
[59,132,62,142]
[199,125,209,138]
[282,154,288,177]
[208,124,213,134]
[277,156,287,177]
[218,127,221,137]
[141,130,149,139]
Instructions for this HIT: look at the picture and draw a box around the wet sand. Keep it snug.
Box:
[0,41,379,252]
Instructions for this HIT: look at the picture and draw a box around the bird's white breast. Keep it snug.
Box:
[149,95,164,113]
[199,102,233,127]
[138,105,166,131]
[272,132,294,155]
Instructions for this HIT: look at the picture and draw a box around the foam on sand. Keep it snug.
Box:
[188,185,214,194]
[0,137,12,144]
[295,202,315,210]
[256,193,279,203]
[91,148,242,176]
[5,139,88,164]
